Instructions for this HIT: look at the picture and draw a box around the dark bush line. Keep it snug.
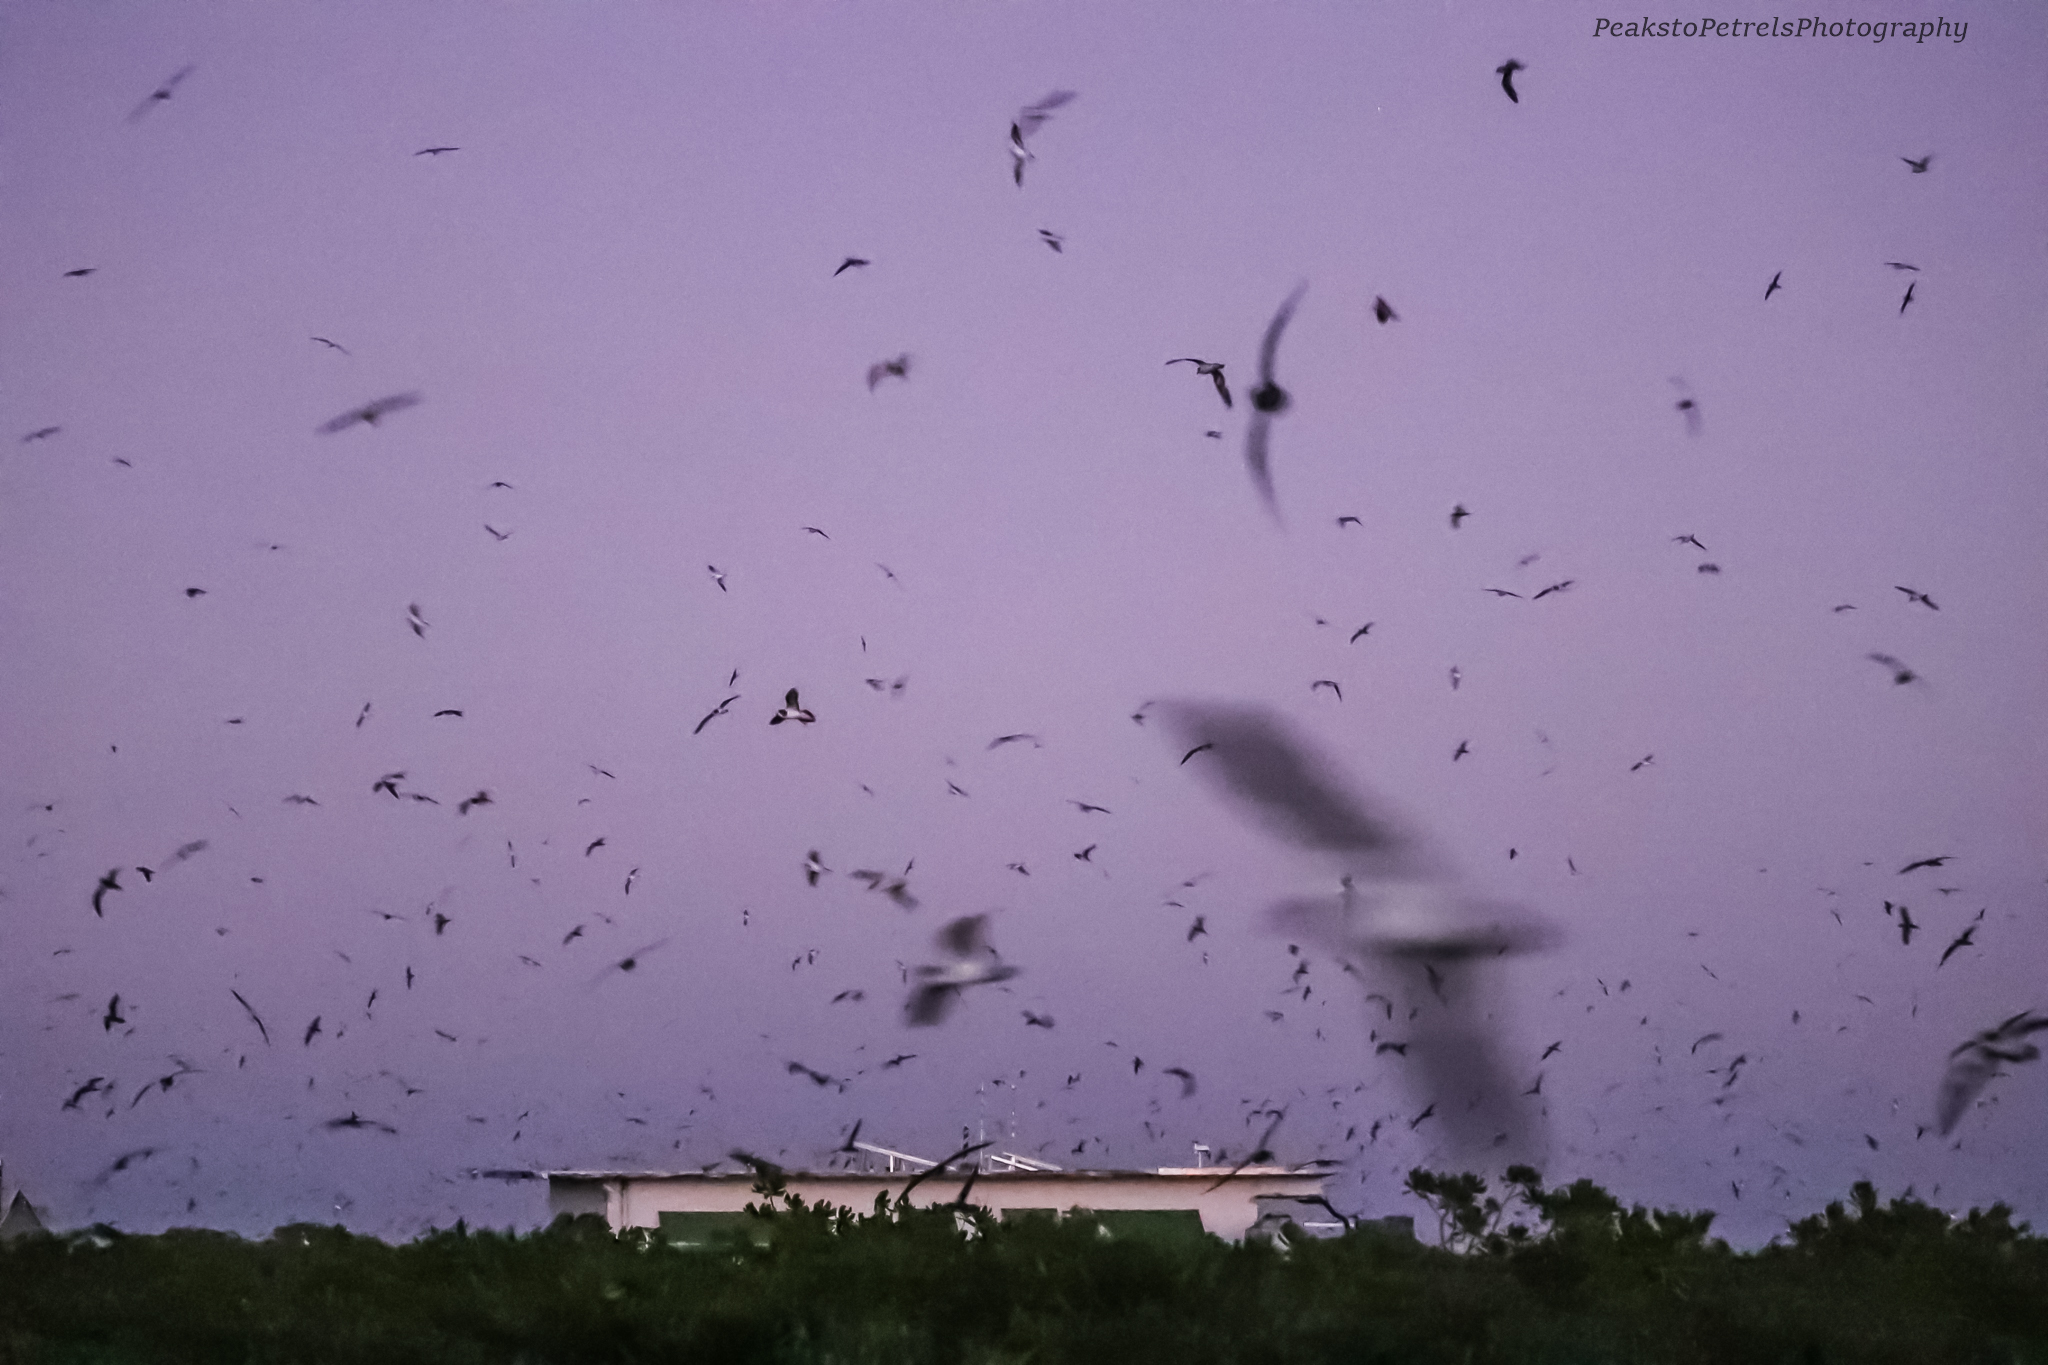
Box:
[2,1173,2043,1365]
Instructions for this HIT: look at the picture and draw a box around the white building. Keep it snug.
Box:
[547,1142,1347,1245]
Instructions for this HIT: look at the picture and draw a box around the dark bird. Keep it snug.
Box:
[1163,1066,1197,1097]
[372,772,404,798]
[1376,1041,1410,1056]
[325,1112,398,1133]
[883,1053,918,1069]
[432,912,451,935]
[356,703,372,728]
[102,996,125,1031]
[1674,534,1709,552]
[905,915,1021,1025]
[1900,856,1952,874]
[561,925,585,946]
[786,1061,842,1090]
[432,709,463,719]
[1532,580,1575,600]
[804,850,829,886]
[128,65,195,122]
[406,603,428,638]
[1244,283,1306,520]
[1900,281,1916,315]
[1895,585,1938,610]
[1038,228,1064,252]
[1206,1110,1286,1191]
[1890,901,1917,945]
[302,1016,322,1046]
[1867,652,1918,685]
[311,336,350,354]
[1166,358,1232,409]
[596,940,670,980]
[1884,261,1920,271]
[63,267,97,278]
[457,790,492,814]
[1450,505,1469,529]
[414,146,460,156]
[1482,588,1522,599]
[231,990,269,1045]
[707,565,727,592]
[1542,1040,1562,1059]
[1631,755,1654,772]
[283,794,319,806]
[1023,1010,1055,1028]
[64,1077,108,1110]
[833,256,870,276]
[318,393,422,434]
[1180,743,1214,765]
[1311,680,1342,701]
[1674,396,1701,435]
[1408,1101,1437,1130]
[1449,667,1461,691]
[770,688,816,725]
[988,733,1042,749]
[1350,623,1374,643]
[584,837,606,857]
[1074,845,1096,862]
[1373,296,1398,324]
[867,354,910,391]
[1901,155,1931,173]
[1939,925,1977,967]
[1187,916,1207,941]
[21,427,62,443]
[1495,59,1524,102]
[694,695,740,734]
[91,869,121,917]
[1452,741,1470,761]
[1765,271,1783,300]
[1938,1011,2048,1133]
[1692,1033,1724,1054]
[1008,90,1076,186]
[800,525,830,539]
[1068,800,1112,815]
[484,524,510,541]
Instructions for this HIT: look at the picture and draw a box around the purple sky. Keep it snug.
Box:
[3,2,2044,1247]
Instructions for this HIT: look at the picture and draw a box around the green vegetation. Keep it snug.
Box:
[2,1171,2043,1364]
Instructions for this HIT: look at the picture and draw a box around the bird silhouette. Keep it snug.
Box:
[1899,856,1951,874]
[91,869,122,917]
[1765,271,1783,300]
[1495,59,1524,102]
[1901,155,1931,173]
[1938,1011,2047,1134]
[694,695,740,734]
[319,393,421,434]
[1038,228,1064,252]
[834,256,870,276]
[1895,586,1938,610]
[128,66,195,122]
[1244,284,1306,520]
[1867,653,1918,685]
[770,689,816,725]
[102,995,126,1031]
[905,916,1020,1025]
[1167,358,1232,409]
[1450,505,1469,529]
[1373,296,1398,324]
[1939,925,1977,967]
[867,355,910,391]
[1900,281,1916,315]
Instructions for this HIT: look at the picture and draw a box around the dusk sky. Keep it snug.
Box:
[3,2,2044,1248]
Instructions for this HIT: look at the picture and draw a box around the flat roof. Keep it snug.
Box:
[545,1167,1315,1181]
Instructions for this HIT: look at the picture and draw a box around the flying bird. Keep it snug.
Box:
[595,939,670,981]
[1890,902,1918,945]
[801,526,830,539]
[1163,1066,1198,1097]
[64,1077,109,1110]
[21,427,61,443]
[1900,281,1916,315]
[988,733,1042,750]
[833,256,870,276]
[1068,800,1112,815]
[867,354,910,390]
[1023,1010,1055,1028]
[1166,358,1232,409]
[1452,741,1470,762]
[1867,652,1918,685]
[1244,283,1306,520]
[707,565,727,592]
[1449,505,1469,529]
[1482,588,1522,599]
[318,392,422,434]
[415,146,460,157]
[1900,856,1951,874]
[1156,702,1558,1157]
[1495,59,1524,103]
[91,869,122,917]
[804,851,829,886]
[128,65,195,122]
[1674,534,1709,551]
[1939,925,1977,967]
[1373,296,1397,324]
[1765,271,1783,300]
[302,1016,322,1046]
[905,915,1021,1025]
[484,525,510,541]
[1007,90,1075,187]
[1937,1011,2047,1134]
[457,790,492,814]
[1901,155,1931,173]
[1180,743,1214,766]
[1532,580,1575,600]
[63,267,97,278]
[1310,680,1342,701]
[1884,261,1920,271]
[1038,228,1064,252]
[1895,586,1938,610]
[1187,916,1207,941]
[102,995,126,1031]
[770,689,816,726]
[406,603,428,638]
[324,1112,398,1133]
[694,695,740,734]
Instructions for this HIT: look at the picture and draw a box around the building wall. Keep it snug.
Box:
[550,1169,1328,1243]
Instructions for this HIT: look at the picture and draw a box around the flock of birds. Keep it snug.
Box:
[18,56,2037,1227]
